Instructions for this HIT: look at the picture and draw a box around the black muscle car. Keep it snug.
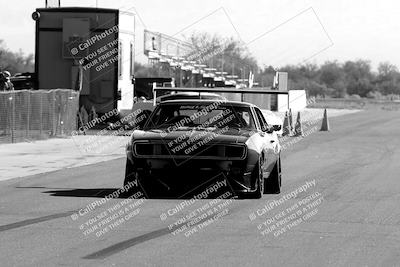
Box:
[124,99,282,199]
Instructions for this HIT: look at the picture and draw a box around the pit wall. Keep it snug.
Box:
[277,90,307,112]
[220,90,306,112]
[219,93,271,110]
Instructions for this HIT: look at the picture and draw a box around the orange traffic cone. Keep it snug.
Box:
[294,111,303,137]
[282,111,291,136]
[320,109,330,131]
[288,108,293,129]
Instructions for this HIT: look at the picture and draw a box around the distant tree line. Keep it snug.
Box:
[276,60,400,99]
[0,40,34,75]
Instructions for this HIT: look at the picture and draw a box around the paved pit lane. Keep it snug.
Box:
[0,110,399,266]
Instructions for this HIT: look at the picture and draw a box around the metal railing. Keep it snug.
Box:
[0,89,79,143]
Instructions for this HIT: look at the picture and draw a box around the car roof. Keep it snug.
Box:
[161,92,222,96]
[159,92,225,98]
[159,99,256,107]
[158,92,225,100]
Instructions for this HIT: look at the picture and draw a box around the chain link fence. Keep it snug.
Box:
[0,89,79,144]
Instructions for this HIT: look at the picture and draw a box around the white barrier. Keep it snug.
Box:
[277,90,307,112]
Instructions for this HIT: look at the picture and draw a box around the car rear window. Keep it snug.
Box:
[145,103,255,130]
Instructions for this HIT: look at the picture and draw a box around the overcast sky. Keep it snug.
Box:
[2,0,400,69]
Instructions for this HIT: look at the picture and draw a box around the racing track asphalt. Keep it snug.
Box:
[0,109,399,266]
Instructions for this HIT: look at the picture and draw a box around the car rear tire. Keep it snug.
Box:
[264,156,281,194]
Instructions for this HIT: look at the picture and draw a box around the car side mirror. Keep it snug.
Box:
[264,125,274,133]
[273,125,281,131]
[263,125,281,133]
